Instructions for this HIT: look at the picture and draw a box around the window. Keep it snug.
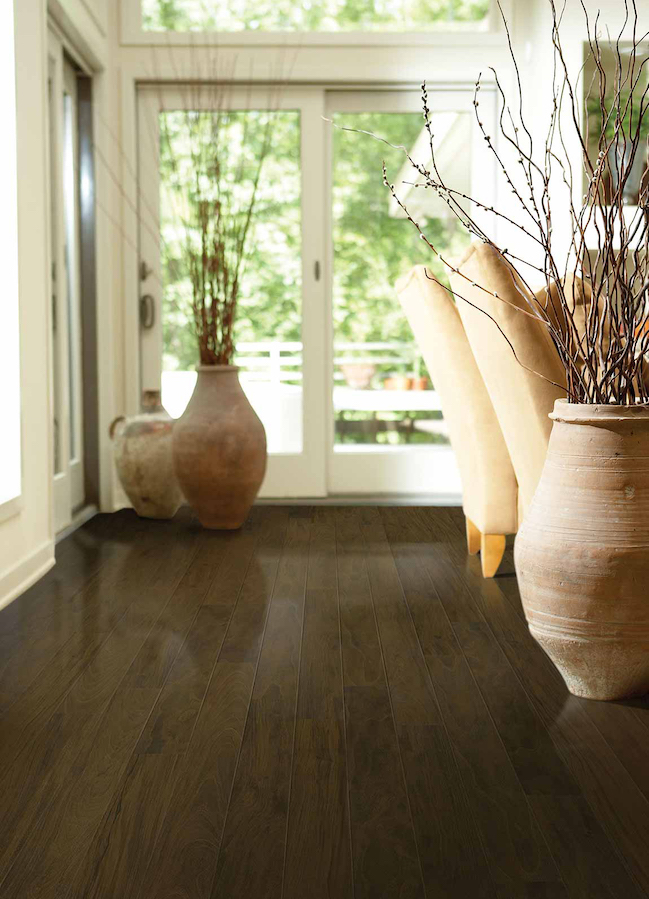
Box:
[141,0,491,33]
[0,0,21,512]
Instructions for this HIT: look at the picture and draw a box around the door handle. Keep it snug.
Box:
[140,294,155,330]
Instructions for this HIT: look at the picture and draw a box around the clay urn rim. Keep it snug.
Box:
[196,364,240,373]
[550,397,649,423]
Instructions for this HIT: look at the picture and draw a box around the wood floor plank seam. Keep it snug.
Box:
[478,571,649,898]
[130,510,287,899]
[126,510,292,899]
[206,514,295,899]
[0,516,202,757]
[431,581,565,892]
[474,611,649,898]
[0,515,145,719]
[379,508,501,899]
[419,509,649,898]
[360,519,430,899]
[0,531,206,895]
[163,527,263,762]
[334,513,357,899]
[0,552,187,782]
[382,508,569,889]
[282,510,354,899]
[0,512,134,639]
[279,519,313,899]
[415,515,598,891]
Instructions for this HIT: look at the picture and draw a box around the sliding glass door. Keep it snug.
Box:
[326,89,480,497]
[137,84,489,498]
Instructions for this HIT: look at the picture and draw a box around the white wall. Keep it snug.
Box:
[0,0,55,610]
[0,0,114,611]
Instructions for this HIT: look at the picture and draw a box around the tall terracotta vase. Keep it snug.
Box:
[172,366,267,529]
[515,400,649,701]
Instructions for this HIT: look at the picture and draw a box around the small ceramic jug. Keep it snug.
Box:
[110,391,183,520]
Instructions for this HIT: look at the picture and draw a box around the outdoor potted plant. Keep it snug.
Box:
[165,108,271,529]
[378,0,649,699]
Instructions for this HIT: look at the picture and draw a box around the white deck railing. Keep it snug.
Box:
[234,340,421,385]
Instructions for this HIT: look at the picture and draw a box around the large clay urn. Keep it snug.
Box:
[110,391,183,520]
[515,400,649,701]
[172,366,267,529]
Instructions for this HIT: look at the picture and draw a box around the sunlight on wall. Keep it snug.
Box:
[0,1,21,508]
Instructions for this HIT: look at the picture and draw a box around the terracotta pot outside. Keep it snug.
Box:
[515,399,649,700]
[172,366,267,530]
[110,391,183,520]
[341,363,376,389]
[384,375,411,390]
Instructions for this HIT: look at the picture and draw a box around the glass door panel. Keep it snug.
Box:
[157,108,303,454]
[327,90,484,496]
[137,87,326,496]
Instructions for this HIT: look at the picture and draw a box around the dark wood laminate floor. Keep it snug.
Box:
[1,506,649,899]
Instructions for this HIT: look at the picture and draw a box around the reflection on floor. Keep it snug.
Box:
[0,506,648,898]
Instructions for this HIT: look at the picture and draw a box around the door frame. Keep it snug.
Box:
[47,24,100,531]
[136,84,328,497]
[49,29,76,532]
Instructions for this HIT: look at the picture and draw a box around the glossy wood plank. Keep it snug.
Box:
[2,506,649,899]
[0,512,142,706]
[388,510,578,800]
[0,517,201,874]
[122,531,230,689]
[135,602,236,755]
[283,510,354,899]
[0,686,160,897]
[495,886,569,899]
[344,684,424,899]
[419,507,649,897]
[0,511,135,636]
[139,660,256,899]
[530,795,643,899]
[137,507,291,899]
[336,509,425,899]
[211,515,310,898]
[379,509,497,899]
[335,508,384,689]
[361,517,441,726]
[381,508,561,889]
[68,753,179,899]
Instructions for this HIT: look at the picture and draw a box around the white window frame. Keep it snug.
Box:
[121,0,513,47]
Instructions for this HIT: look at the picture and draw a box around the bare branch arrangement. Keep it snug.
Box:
[159,85,275,365]
[374,0,649,404]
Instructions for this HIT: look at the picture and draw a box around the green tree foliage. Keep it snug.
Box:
[158,107,469,373]
[143,0,490,32]
[159,109,301,372]
[332,112,468,348]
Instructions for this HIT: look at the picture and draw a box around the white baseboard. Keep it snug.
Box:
[56,505,98,544]
[0,540,56,614]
